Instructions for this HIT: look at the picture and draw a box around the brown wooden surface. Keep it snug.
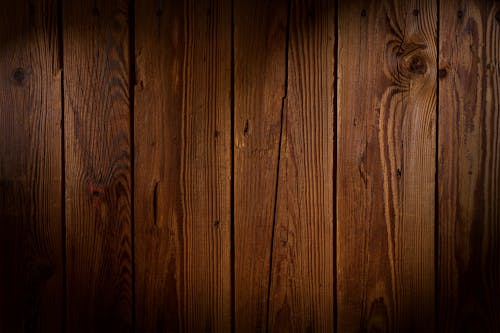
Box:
[0,0,499,331]
[267,0,335,331]
[438,0,500,331]
[233,0,288,331]
[337,0,437,331]
[134,0,232,331]
[0,0,63,331]
[62,0,133,331]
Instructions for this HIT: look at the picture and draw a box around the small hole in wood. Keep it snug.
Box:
[361,9,366,17]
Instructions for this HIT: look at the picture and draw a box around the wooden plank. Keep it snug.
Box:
[62,0,133,330]
[337,1,437,331]
[267,0,335,331]
[134,0,232,331]
[438,0,500,330]
[233,0,289,331]
[0,0,63,331]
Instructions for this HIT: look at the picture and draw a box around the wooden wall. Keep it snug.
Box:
[0,0,498,331]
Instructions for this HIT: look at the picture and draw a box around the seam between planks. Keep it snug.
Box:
[333,0,339,332]
[435,0,440,331]
[230,0,236,331]
[129,0,136,330]
[57,0,67,331]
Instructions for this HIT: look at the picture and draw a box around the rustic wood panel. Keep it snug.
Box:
[62,0,133,330]
[233,0,289,331]
[0,0,63,331]
[337,1,437,331]
[134,0,232,331]
[438,0,500,331]
[267,0,335,331]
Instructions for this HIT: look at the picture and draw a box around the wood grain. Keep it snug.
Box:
[267,0,335,331]
[233,0,289,331]
[0,0,63,331]
[62,0,133,330]
[337,0,437,331]
[438,0,500,331]
[134,0,232,331]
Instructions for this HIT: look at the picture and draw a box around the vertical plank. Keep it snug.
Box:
[134,0,232,330]
[438,0,500,331]
[267,0,335,331]
[233,0,288,331]
[337,0,437,331]
[0,0,62,331]
[63,0,133,330]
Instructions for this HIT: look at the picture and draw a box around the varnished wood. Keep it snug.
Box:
[233,0,289,331]
[267,0,335,331]
[438,0,500,331]
[0,0,63,331]
[62,0,133,330]
[337,1,437,331]
[134,0,232,331]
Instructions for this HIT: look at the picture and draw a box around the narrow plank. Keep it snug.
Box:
[267,0,335,331]
[134,0,232,331]
[337,1,437,331]
[62,0,133,330]
[0,0,63,331]
[438,0,500,331]
[233,0,289,331]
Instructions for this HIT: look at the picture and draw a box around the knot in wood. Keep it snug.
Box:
[12,67,26,85]
[407,55,427,75]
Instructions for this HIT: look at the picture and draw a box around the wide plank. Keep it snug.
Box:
[337,1,437,331]
[233,0,289,331]
[267,0,335,331]
[438,0,500,330]
[62,0,133,330]
[0,0,63,331]
[134,0,232,331]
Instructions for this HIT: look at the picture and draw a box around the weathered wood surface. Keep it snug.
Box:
[267,0,335,331]
[62,0,133,330]
[233,0,288,331]
[438,0,500,331]
[337,0,437,331]
[134,0,232,331]
[0,0,63,331]
[0,0,497,331]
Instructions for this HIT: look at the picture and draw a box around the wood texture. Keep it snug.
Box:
[267,0,335,331]
[0,0,63,331]
[233,0,289,331]
[62,0,133,330]
[337,0,437,331]
[438,0,500,331]
[134,0,232,331]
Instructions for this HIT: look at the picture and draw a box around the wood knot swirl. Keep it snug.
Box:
[407,55,427,75]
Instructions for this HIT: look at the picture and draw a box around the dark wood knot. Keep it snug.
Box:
[412,9,419,16]
[457,10,464,19]
[408,55,427,75]
[438,68,447,78]
[12,67,26,85]
[361,9,366,17]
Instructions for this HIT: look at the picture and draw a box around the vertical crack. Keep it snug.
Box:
[265,0,291,331]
